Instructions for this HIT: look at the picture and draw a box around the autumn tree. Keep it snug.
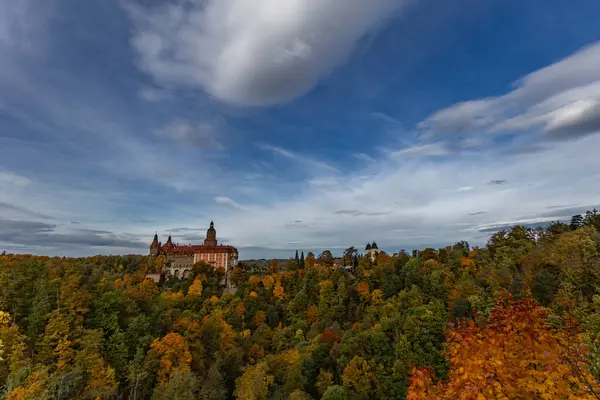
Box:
[408,295,600,399]
[234,361,274,400]
[305,252,315,269]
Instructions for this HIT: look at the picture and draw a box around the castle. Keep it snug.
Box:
[365,242,378,262]
[149,221,239,285]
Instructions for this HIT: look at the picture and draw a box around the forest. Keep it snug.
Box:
[1,209,600,399]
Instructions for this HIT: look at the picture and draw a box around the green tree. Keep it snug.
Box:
[570,214,585,230]
[322,385,349,400]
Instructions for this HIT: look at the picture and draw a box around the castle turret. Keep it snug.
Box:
[150,233,159,256]
[204,221,217,246]
[365,241,378,262]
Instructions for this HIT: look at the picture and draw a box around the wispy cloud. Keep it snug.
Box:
[257,143,340,175]
[214,196,248,211]
[391,142,451,157]
[125,0,407,106]
[155,118,224,149]
[418,41,600,142]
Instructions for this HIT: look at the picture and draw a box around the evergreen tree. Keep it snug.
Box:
[300,251,305,268]
[295,250,300,266]
[570,214,584,230]
[585,208,600,231]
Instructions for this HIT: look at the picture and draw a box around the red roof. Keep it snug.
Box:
[160,244,238,255]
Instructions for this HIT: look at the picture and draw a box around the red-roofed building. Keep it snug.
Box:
[149,221,239,284]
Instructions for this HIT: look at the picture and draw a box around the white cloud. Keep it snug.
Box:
[138,86,171,102]
[0,171,31,188]
[257,143,340,175]
[155,118,224,149]
[126,0,406,107]
[390,142,451,157]
[211,133,600,252]
[214,196,248,211]
[419,41,600,141]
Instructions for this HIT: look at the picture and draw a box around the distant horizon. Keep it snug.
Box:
[0,217,571,260]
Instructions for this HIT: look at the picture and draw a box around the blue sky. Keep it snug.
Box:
[1,0,600,259]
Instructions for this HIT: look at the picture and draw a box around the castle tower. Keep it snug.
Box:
[365,242,378,262]
[150,233,159,257]
[204,221,217,246]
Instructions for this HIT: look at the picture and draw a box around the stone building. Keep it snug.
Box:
[365,242,378,262]
[149,221,239,286]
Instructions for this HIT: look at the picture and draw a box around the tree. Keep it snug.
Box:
[317,250,335,267]
[300,251,305,268]
[321,385,349,400]
[152,367,199,400]
[305,253,315,269]
[149,332,192,387]
[268,259,280,274]
[571,214,585,230]
[342,356,374,397]
[585,208,600,231]
[234,361,274,400]
[343,247,357,267]
[408,295,600,399]
[187,277,203,298]
[198,364,227,400]
[295,250,300,267]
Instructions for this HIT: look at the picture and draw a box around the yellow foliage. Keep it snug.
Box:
[150,332,192,386]
[240,329,251,339]
[249,291,258,298]
[187,277,203,297]
[342,356,375,396]
[262,275,275,291]
[273,282,285,300]
[371,289,384,306]
[234,361,274,400]
[255,311,267,326]
[209,295,220,304]
[316,370,333,396]
[219,321,237,353]
[0,311,11,327]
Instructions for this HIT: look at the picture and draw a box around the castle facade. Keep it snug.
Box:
[149,221,239,284]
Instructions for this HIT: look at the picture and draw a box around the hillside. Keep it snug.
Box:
[0,211,600,399]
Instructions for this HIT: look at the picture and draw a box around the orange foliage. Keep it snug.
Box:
[150,332,192,385]
[273,282,285,300]
[248,343,265,364]
[234,302,245,319]
[468,248,479,259]
[408,295,600,399]
[356,281,370,301]
[306,305,319,324]
[320,330,340,344]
